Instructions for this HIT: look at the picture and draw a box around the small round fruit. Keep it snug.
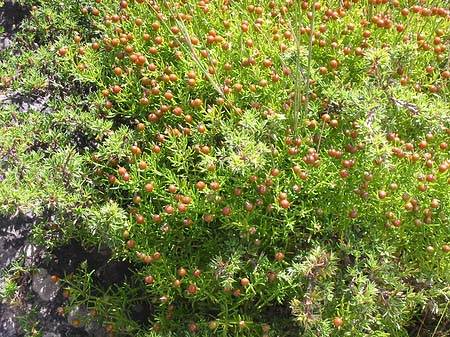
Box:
[71,319,81,327]
[187,284,197,294]
[240,277,250,287]
[208,321,218,330]
[178,267,187,277]
[348,209,358,219]
[58,47,68,56]
[222,206,232,216]
[333,317,344,327]
[188,323,198,332]
[144,183,154,192]
[268,272,277,282]
[430,199,440,209]
[378,190,387,199]
[279,199,290,209]
[274,252,285,261]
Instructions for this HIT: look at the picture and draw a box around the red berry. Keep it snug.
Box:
[187,284,197,294]
[178,267,187,277]
[240,277,250,287]
[268,272,277,282]
[349,209,358,219]
[279,199,290,209]
[274,252,285,261]
[333,317,344,327]
[58,47,68,57]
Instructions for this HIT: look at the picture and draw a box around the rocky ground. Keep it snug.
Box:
[0,0,26,51]
[0,2,145,336]
[0,213,94,337]
[0,2,91,336]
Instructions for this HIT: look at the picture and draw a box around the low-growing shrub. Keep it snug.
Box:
[5,0,450,336]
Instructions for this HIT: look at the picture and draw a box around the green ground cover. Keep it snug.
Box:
[0,0,449,336]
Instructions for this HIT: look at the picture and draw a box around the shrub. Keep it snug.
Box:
[7,0,450,336]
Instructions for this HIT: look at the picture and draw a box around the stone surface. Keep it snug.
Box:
[0,215,90,337]
[67,305,106,336]
[0,93,51,113]
[32,268,60,302]
[43,333,61,337]
[0,216,33,271]
[0,305,21,337]
[0,0,27,52]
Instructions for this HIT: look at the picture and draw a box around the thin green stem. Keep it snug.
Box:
[300,6,316,132]
[431,299,449,337]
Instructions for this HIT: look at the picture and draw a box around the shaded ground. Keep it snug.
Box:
[0,215,92,337]
[0,0,27,51]
[0,213,141,337]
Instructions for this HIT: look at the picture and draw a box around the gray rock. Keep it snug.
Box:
[43,333,61,337]
[67,305,107,337]
[85,320,107,337]
[32,268,60,302]
[0,303,21,337]
[67,304,88,327]
[0,217,31,272]
[23,241,42,268]
[0,36,12,50]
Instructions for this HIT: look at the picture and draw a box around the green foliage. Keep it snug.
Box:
[1,0,449,336]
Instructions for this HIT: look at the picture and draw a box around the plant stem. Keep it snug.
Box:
[300,6,316,132]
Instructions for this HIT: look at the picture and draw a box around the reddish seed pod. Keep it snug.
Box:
[126,240,135,249]
[187,284,197,294]
[210,181,220,190]
[165,205,175,214]
[378,190,387,199]
[279,199,290,209]
[268,272,277,282]
[333,317,344,327]
[271,168,280,176]
[196,181,206,190]
[222,206,232,216]
[348,209,358,219]
[430,199,440,209]
[178,267,187,277]
[274,252,285,261]
[240,277,250,287]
